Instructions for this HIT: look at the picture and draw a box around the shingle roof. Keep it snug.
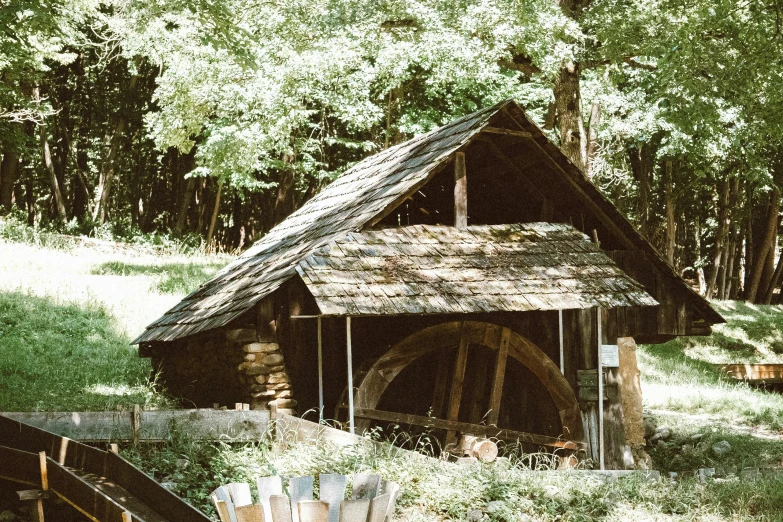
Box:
[296,223,658,316]
[132,101,503,343]
[133,99,722,345]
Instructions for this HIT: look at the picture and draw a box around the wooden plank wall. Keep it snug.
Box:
[606,250,691,341]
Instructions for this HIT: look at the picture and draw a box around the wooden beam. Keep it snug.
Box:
[487,327,511,426]
[353,408,582,450]
[446,323,470,444]
[1,410,271,442]
[482,127,532,138]
[454,152,467,228]
[500,107,636,250]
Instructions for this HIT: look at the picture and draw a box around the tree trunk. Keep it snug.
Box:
[663,160,676,266]
[694,215,707,295]
[39,124,68,223]
[744,188,754,297]
[273,164,295,226]
[585,102,601,178]
[92,75,137,224]
[628,136,661,238]
[175,177,196,235]
[205,179,223,248]
[706,179,731,298]
[746,188,780,303]
[553,62,586,171]
[0,146,19,212]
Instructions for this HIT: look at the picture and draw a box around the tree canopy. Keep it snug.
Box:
[2,0,782,301]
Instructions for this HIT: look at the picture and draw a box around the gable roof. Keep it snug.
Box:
[297,223,657,316]
[133,100,722,345]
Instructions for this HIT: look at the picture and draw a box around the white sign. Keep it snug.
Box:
[600,344,620,368]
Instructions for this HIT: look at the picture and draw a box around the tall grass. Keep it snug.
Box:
[123,424,783,522]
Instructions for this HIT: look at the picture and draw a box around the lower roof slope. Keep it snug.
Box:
[296,223,658,316]
[133,102,502,344]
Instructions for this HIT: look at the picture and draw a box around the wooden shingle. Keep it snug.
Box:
[297,224,657,316]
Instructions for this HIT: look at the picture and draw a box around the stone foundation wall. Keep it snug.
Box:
[230,328,297,413]
[148,327,297,413]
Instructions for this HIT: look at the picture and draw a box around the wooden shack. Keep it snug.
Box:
[133,100,723,469]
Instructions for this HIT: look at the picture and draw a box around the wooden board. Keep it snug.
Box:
[0,409,271,442]
[339,500,370,522]
[318,474,346,522]
[354,408,582,449]
[235,505,265,522]
[350,474,380,500]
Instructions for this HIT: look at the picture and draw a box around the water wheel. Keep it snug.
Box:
[348,321,585,453]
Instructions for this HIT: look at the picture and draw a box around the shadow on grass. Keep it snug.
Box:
[91,260,223,295]
[639,339,730,386]
[0,290,173,411]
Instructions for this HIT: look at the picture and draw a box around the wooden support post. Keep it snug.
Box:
[132,404,141,445]
[39,452,48,491]
[446,322,470,444]
[487,327,511,426]
[559,310,565,374]
[454,152,467,228]
[346,316,355,435]
[317,316,324,423]
[597,307,605,471]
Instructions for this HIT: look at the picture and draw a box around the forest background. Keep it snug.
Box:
[2,0,782,304]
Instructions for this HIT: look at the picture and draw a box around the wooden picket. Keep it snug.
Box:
[211,474,399,522]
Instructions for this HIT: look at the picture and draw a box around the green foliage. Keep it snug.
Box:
[91,260,222,294]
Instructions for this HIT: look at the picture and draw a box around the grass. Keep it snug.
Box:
[123,424,783,521]
[0,291,172,411]
[90,261,223,295]
[0,215,230,411]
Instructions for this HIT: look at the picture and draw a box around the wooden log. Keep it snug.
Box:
[0,409,271,442]
[459,435,498,463]
[354,408,582,449]
[454,152,467,228]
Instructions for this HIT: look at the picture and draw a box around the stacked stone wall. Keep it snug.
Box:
[149,326,296,413]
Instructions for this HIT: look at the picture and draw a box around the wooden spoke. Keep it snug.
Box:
[487,327,511,426]
[445,323,470,444]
